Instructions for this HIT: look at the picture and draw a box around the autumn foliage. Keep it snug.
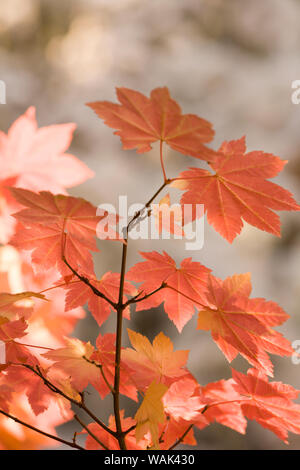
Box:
[0,87,299,450]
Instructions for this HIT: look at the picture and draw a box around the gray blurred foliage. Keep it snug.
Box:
[1,0,300,450]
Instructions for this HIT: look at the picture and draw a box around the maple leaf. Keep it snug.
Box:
[126,251,211,332]
[158,417,197,450]
[2,365,52,416]
[0,291,47,320]
[122,329,189,390]
[199,378,247,434]
[43,337,100,391]
[163,377,206,422]
[197,273,293,376]
[87,87,215,159]
[0,317,27,342]
[85,411,149,450]
[90,333,137,401]
[26,266,85,343]
[0,107,93,243]
[64,271,137,326]
[0,392,73,450]
[232,368,300,443]
[135,381,168,449]
[172,137,300,242]
[2,364,80,416]
[10,188,104,275]
[5,341,39,367]
[151,193,185,237]
[0,107,94,192]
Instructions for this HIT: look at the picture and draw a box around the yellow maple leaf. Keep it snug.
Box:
[135,381,168,449]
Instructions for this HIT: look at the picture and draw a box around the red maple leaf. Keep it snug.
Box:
[43,337,101,392]
[85,410,149,450]
[64,271,137,326]
[10,189,105,276]
[0,316,27,342]
[87,87,215,159]
[199,378,247,434]
[122,329,189,390]
[232,368,300,443]
[197,273,293,376]
[163,377,206,422]
[0,107,93,243]
[172,137,300,242]
[127,251,211,332]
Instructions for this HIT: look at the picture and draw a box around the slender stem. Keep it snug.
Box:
[168,424,194,450]
[74,415,109,450]
[112,179,174,449]
[80,402,116,438]
[127,180,170,233]
[83,355,114,394]
[39,279,81,295]
[165,284,207,308]
[124,282,166,307]
[18,364,116,438]
[113,241,128,450]
[202,399,250,411]
[160,140,167,182]
[0,409,85,450]
[123,424,136,436]
[14,342,55,351]
[62,255,117,309]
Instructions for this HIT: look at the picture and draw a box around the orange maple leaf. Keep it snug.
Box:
[10,189,105,275]
[127,251,211,332]
[122,329,189,390]
[85,410,149,450]
[197,273,293,376]
[172,137,300,242]
[64,271,137,326]
[135,381,168,449]
[232,368,300,443]
[87,87,215,159]
[43,337,100,392]
[0,107,93,243]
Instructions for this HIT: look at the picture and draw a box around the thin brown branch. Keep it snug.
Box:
[62,255,117,310]
[127,180,170,233]
[74,415,110,451]
[0,409,85,450]
[17,363,116,438]
[124,282,166,307]
[122,424,136,436]
[168,424,194,450]
[83,355,114,394]
[113,242,128,450]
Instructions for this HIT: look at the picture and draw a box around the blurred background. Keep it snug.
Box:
[1,0,300,450]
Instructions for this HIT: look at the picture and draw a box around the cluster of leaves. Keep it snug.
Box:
[0,87,299,450]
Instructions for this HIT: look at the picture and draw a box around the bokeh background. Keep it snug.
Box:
[1,0,300,450]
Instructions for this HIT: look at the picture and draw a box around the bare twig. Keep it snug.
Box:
[0,409,85,450]
[127,180,170,233]
[168,424,194,450]
[17,363,116,438]
[124,282,166,307]
[62,255,117,310]
[113,242,128,450]
[83,355,114,394]
[74,415,110,451]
